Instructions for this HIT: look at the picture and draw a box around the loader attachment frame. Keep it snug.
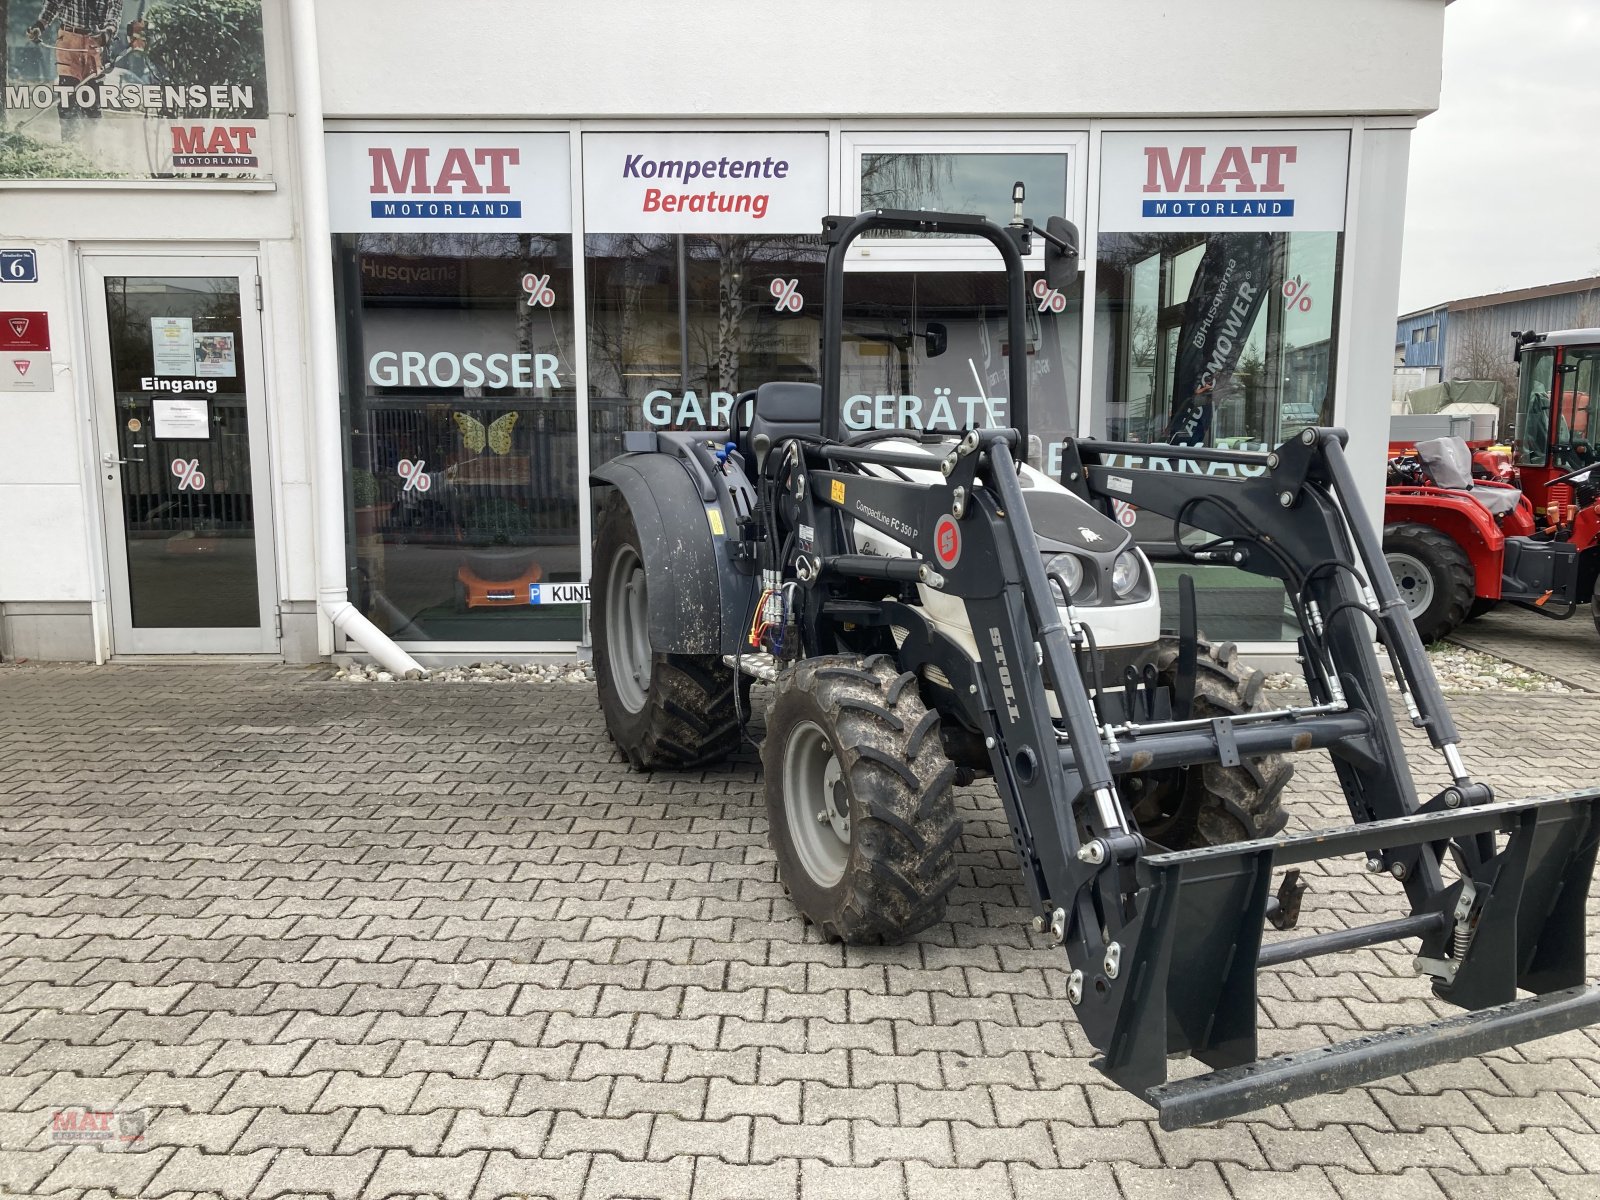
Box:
[791,418,1600,1128]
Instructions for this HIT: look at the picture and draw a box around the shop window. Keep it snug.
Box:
[842,133,1086,269]
[837,269,1081,469]
[585,233,827,464]
[1095,229,1342,447]
[859,152,1070,235]
[1093,228,1344,643]
[335,232,581,644]
[586,239,1081,470]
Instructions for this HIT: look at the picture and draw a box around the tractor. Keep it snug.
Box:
[589,194,1600,1129]
[1382,327,1600,642]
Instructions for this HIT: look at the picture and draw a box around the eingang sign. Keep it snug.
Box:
[2,1,268,181]
[325,132,572,233]
[1098,131,1349,232]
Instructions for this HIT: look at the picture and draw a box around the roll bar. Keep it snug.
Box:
[818,209,1033,447]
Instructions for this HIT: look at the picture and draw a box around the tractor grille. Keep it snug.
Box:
[1548,483,1574,525]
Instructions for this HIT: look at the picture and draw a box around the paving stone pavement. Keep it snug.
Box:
[1448,604,1600,692]
[1,661,1598,1200]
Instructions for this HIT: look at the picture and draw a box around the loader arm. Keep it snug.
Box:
[783,422,1600,1129]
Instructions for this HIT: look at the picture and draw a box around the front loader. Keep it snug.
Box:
[589,193,1600,1129]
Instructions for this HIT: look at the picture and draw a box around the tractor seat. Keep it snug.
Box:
[1414,436,1522,518]
[744,382,823,458]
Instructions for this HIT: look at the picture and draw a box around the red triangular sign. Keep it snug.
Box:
[13,360,28,375]
[7,318,27,338]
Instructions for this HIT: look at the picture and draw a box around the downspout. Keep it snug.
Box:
[287,0,425,677]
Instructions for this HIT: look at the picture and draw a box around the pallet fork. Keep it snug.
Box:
[1050,428,1600,1127]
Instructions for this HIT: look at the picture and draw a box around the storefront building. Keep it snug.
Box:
[1,0,1446,666]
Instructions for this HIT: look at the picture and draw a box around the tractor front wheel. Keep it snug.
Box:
[1126,638,1292,850]
[592,491,741,770]
[1383,523,1475,644]
[764,654,961,944]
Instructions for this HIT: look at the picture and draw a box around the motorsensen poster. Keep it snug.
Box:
[1,0,268,181]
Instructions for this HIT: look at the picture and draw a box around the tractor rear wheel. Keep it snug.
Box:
[764,654,961,944]
[1383,523,1475,644]
[1591,588,1600,639]
[592,491,741,770]
[1126,638,1292,850]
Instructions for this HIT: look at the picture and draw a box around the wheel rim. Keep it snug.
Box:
[605,543,652,713]
[1386,551,1435,620]
[782,720,850,888]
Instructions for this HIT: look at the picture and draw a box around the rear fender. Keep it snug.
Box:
[1385,489,1505,599]
[593,451,744,655]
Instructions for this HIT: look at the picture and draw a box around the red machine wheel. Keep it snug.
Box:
[1383,523,1475,644]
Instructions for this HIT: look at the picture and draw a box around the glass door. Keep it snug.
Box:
[83,256,278,654]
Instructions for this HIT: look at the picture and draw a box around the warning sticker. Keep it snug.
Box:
[830,479,845,504]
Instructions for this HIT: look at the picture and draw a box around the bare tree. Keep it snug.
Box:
[1571,290,1600,330]
[1448,312,1518,431]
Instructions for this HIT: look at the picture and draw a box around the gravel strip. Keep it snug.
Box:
[1263,642,1569,693]
[337,660,594,684]
[339,643,1565,694]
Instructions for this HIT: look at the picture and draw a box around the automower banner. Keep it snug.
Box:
[2,0,269,181]
[1166,232,1277,444]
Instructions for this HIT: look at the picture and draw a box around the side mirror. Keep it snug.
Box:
[1044,216,1080,296]
[923,321,948,358]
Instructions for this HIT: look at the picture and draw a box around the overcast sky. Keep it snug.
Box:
[1397,0,1600,313]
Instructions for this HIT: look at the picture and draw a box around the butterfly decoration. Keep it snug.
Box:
[453,411,519,455]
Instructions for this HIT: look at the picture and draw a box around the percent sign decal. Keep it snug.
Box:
[770,278,804,313]
[1032,278,1067,314]
[171,458,205,491]
[397,459,431,492]
[1282,275,1314,313]
[521,273,555,308]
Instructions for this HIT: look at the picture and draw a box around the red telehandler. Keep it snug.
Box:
[1383,328,1600,642]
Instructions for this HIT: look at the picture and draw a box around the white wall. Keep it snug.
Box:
[0,1,319,659]
[1345,126,1417,514]
[319,0,1445,120]
[0,239,93,606]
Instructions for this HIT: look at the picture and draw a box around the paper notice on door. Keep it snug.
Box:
[193,331,237,378]
[152,397,210,440]
[150,317,196,376]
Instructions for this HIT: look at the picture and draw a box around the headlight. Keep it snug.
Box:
[1045,553,1083,605]
[1112,549,1141,597]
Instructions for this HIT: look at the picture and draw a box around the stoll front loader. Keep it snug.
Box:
[588,194,1600,1129]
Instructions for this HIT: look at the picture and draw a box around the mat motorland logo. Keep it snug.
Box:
[50,1108,146,1150]
[170,125,260,169]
